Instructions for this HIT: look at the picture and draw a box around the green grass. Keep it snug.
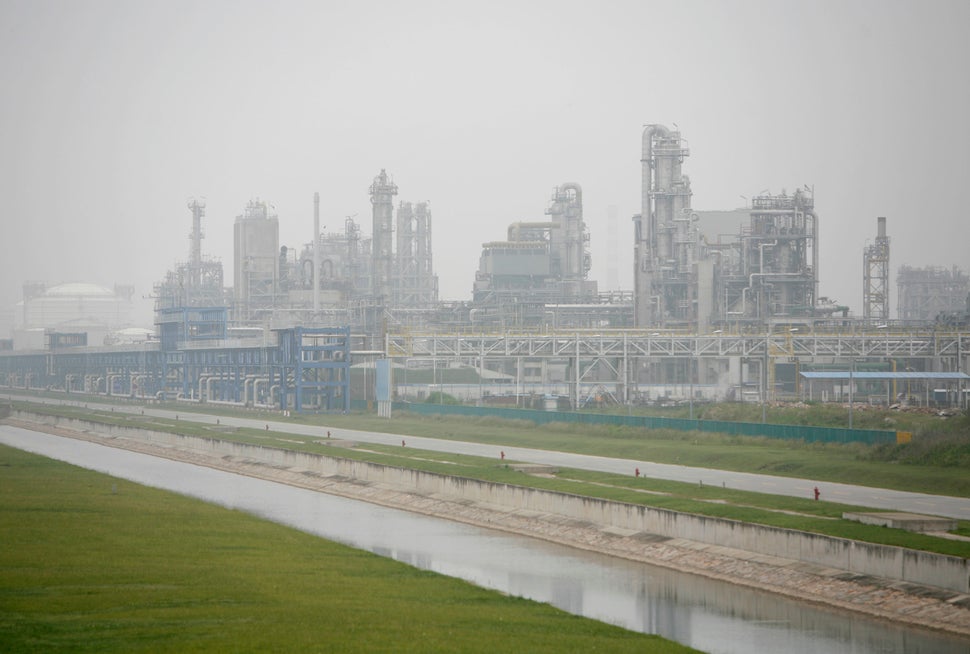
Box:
[8,402,970,558]
[8,387,965,434]
[351,445,970,556]
[251,408,970,498]
[0,445,696,653]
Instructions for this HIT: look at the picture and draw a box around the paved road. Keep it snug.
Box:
[8,394,970,521]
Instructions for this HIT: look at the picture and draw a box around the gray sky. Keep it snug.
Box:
[2,0,968,325]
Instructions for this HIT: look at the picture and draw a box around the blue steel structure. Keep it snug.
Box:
[177,343,277,403]
[0,319,351,414]
[275,326,351,413]
[0,345,166,397]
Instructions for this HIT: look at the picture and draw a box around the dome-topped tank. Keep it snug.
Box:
[43,282,115,298]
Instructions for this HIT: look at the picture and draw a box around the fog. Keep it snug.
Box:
[2,0,968,325]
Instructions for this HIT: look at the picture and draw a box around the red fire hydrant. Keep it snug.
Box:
[635,467,640,478]
[500,451,505,460]
[814,486,820,501]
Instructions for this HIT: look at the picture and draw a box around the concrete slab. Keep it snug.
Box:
[843,511,958,533]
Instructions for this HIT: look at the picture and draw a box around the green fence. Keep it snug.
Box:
[390,402,899,445]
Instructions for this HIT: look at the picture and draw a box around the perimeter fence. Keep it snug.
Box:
[388,402,906,445]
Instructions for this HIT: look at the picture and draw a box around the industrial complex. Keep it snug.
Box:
[2,125,968,412]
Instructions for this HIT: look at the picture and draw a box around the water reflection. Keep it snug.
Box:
[1,426,966,654]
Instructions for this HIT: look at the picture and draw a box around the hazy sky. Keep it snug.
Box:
[2,0,968,325]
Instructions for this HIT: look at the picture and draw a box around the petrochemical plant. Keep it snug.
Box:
[2,125,968,413]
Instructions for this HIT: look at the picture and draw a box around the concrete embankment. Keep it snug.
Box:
[8,411,970,637]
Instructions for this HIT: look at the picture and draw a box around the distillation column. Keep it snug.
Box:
[187,199,206,289]
[369,169,398,300]
[395,201,415,305]
[863,216,890,322]
[634,125,692,327]
[742,189,817,322]
[413,202,437,305]
[392,201,438,307]
[545,183,589,296]
[233,200,280,322]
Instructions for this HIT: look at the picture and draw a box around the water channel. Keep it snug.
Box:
[1,426,966,654]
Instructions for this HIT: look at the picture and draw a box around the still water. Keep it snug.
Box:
[1,426,966,654]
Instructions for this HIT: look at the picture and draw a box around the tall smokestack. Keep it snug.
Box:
[877,216,886,239]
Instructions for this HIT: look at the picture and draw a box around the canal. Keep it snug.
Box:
[1,425,966,653]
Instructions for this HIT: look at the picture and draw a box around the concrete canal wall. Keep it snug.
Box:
[19,411,969,595]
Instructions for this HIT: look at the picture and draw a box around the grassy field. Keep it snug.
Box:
[7,401,970,558]
[0,444,697,653]
[121,398,970,498]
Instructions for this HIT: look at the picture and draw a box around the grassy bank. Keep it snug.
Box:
[8,390,970,483]
[223,405,970,498]
[0,445,695,653]
[8,404,969,558]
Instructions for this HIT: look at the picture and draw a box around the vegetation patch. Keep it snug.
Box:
[864,429,970,467]
[0,445,696,653]
[9,403,970,558]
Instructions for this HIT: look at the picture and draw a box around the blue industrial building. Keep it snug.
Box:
[0,308,350,414]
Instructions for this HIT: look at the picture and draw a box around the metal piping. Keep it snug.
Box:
[106,374,121,396]
[641,125,671,254]
[130,374,146,398]
[207,399,245,407]
[198,375,215,403]
[636,124,671,327]
[808,210,818,305]
[559,183,584,280]
[759,241,777,274]
[243,375,270,406]
[243,375,256,405]
[254,378,270,405]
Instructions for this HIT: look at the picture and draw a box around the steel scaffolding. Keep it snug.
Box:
[385,328,969,408]
[863,217,890,322]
